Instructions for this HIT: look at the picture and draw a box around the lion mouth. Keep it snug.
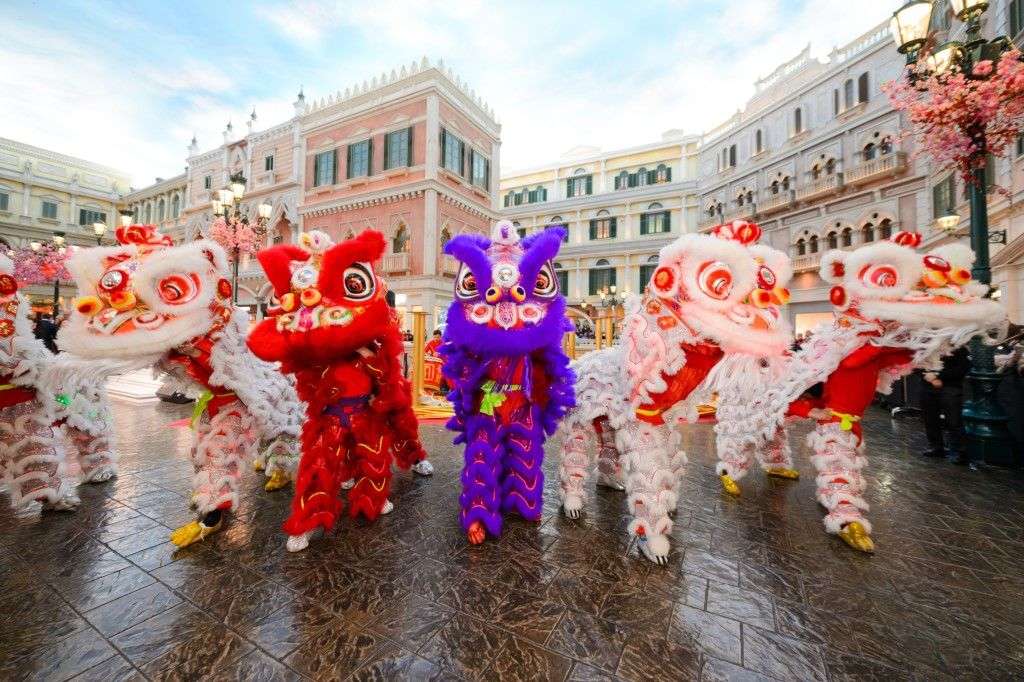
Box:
[88,307,167,335]
[466,302,546,330]
[727,304,777,331]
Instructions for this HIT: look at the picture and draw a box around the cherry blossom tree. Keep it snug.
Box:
[208,216,258,259]
[884,49,1024,186]
[11,243,72,286]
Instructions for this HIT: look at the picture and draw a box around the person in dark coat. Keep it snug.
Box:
[920,346,972,467]
[33,312,59,354]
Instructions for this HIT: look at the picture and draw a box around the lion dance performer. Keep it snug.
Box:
[0,253,112,515]
[441,220,575,545]
[752,232,1006,552]
[248,230,428,552]
[559,221,793,563]
[58,225,303,547]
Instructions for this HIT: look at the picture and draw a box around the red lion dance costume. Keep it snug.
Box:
[751,231,1006,552]
[249,230,428,552]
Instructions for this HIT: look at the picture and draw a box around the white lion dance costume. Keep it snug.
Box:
[755,232,1006,552]
[559,221,793,563]
[0,254,116,516]
[58,225,302,547]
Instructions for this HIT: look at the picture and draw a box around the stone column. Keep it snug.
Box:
[426,94,439,180]
[423,189,438,276]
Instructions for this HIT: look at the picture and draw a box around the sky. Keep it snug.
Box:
[0,0,900,187]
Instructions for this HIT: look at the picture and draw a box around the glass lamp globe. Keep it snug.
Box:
[948,0,988,20]
[890,0,934,54]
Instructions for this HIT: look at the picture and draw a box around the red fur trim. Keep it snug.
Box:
[257,245,309,296]
[318,231,386,302]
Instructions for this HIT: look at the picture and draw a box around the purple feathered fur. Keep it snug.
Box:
[440,226,575,539]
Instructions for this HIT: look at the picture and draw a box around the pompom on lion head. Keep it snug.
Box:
[820,231,1005,331]
[644,220,793,356]
[58,225,233,359]
[247,229,394,366]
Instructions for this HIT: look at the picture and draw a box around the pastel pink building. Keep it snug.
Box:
[300,60,501,329]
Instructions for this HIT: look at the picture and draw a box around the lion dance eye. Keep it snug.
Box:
[456,267,479,300]
[533,263,558,298]
[341,263,375,301]
[757,265,777,290]
[696,261,733,300]
[860,264,899,289]
[157,274,199,304]
[98,269,128,293]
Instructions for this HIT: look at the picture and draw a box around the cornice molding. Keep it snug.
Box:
[300,179,496,220]
[0,137,130,181]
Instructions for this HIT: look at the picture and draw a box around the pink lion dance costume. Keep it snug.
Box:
[441,221,575,545]
[248,230,428,552]
[559,221,793,563]
[0,254,116,515]
[59,225,303,548]
[755,232,1006,552]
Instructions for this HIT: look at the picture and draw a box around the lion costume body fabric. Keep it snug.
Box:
[248,230,428,553]
[59,225,303,547]
[559,221,793,563]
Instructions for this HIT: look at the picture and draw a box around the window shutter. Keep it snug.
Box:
[407,126,414,166]
[589,269,597,295]
[368,139,374,176]
[586,175,593,195]
[640,214,648,235]
[933,183,942,217]
[610,217,617,238]
[567,179,574,198]
[666,167,672,182]
[663,211,671,231]
[332,150,338,184]
[485,159,491,190]
[440,129,446,168]
[313,154,320,185]
[383,134,390,171]
[589,219,596,240]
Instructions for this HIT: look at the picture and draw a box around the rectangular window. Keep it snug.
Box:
[639,263,658,292]
[1017,133,1024,157]
[264,155,274,171]
[588,217,616,240]
[857,73,870,104]
[1011,0,1022,37]
[79,209,106,225]
[314,149,337,187]
[932,175,955,217]
[0,193,8,211]
[384,127,412,170]
[41,200,58,220]
[640,211,671,235]
[556,270,569,295]
[470,150,490,189]
[844,80,854,109]
[567,175,593,198]
[588,267,617,296]
[347,140,372,178]
[833,89,840,116]
[203,175,211,190]
[441,129,465,175]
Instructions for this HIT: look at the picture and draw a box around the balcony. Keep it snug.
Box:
[844,152,908,187]
[791,252,822,273]
[758,190,795,216]
[382,252,410,274]
[796,173,844,202]
[441,254,459,276]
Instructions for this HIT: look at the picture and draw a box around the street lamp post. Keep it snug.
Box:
[31,232,67,317]
[890,0,1017,464]
[211,173,272,305]
[92,222,107,246]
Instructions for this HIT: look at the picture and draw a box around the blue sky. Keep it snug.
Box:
[1,0,898,186]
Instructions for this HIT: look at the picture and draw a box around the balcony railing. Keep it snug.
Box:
[796,173,844,202]
[382,252,410,274]
[441,254,459,276]
[791,252,822,273]
[758,190,795,215]
[844,152,907,187]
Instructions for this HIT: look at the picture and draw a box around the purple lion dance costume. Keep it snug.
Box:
[441,220,575,545]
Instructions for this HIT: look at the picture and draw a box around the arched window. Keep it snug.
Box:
[746,190,754,204]
[796,238,806,256]
[833,88,840,116]
[655,164,670,183]
[157,198,165,222]
[880,136,894,155]
[827,231,838,249]
[857,72,870,103]
[392,223,410,252]
[782,176,791,191]
[729,145,737,167]
[722,148,729,170]
[755,129,763,153]
[879,218,893,240]
[637,168,648,187]
[825,158,836,175]
[615,170,629,190]
[811,164,821,180]
[841,227,853,247]
[844,79,854,109]
[771,180,780,195]
[863,143,876,161]
[547,216,568,242]
[171,194,180,218]
[809,235,819,253]
[589,258,616,295]
[794,108,803,135]
[737,193,745,206]
[861,223,875,243]
[504,191,515,208]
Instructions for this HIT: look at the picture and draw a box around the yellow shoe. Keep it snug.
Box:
[253,459,265,473]
[766,467,800,480]
[838,521,874,553]
[720,473,741,496]
[170,518,223,548]
[264,469,290,492]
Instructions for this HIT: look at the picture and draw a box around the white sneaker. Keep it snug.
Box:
[286,530,313,553]
[341,479,355,490]
[380,499,394,515]
[411,460,434,476]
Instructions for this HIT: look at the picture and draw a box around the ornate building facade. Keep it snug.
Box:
[498,132,700,311]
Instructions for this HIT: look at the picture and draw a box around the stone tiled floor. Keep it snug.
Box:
[3,400,1024,681]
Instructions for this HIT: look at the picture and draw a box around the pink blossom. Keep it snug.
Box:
[972,60,994,77]
[207,216,263,259]
[11,244,72,286]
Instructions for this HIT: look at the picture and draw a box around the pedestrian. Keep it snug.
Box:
[33,312,58,354]
[920,346,972,467]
